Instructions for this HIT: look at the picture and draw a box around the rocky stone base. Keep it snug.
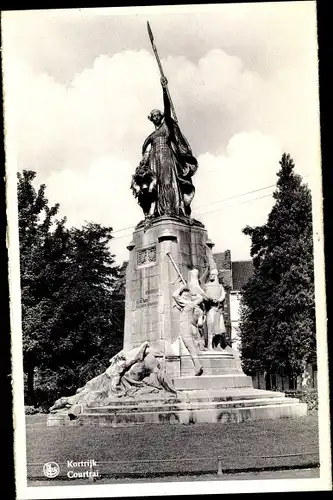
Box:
[47,386,307,427]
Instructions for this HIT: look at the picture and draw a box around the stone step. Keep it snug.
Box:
[180,352,242,377]
[184,349,234,358]
[48,401,307,427]
[83,397,298,414]
[82,390,289,408]
[181,388,286,401]
[180,365,241,376]
[75,388,286,408]
[174,374,253,390]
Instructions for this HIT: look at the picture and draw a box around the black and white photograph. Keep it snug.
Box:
[2,2,331,498]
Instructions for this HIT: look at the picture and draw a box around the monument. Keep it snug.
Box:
[48,23,307,426]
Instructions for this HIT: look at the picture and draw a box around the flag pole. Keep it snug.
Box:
[147,21,178,123]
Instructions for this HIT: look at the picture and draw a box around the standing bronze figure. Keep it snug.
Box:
[131,23,198,219]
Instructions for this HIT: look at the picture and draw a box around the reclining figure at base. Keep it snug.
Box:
[49,341,177,418]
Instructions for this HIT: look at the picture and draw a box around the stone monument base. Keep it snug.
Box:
[47,388,307,427]
[47,348,307,427]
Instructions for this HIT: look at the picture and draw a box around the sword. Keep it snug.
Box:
[147,21,178,123]
[166,252,187,285]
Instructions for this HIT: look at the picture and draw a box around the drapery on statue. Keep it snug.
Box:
[49,341,177,418]
[203,268,227,350]
[131,23,198,220]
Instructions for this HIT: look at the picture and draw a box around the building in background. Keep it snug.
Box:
[213,251,253,353]
[213,251,317,391]
[230,260,254,352]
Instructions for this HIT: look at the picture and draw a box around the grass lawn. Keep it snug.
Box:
[25,413,319,481]
[29,468,320,487]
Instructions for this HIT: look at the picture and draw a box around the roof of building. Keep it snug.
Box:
[231,260,254,291]
[213,250,231,270]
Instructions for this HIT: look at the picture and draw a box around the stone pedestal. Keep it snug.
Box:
[123,216,212,378]
[47,216,308,427]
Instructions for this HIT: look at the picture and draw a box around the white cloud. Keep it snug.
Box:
[43,130,282,264]
[192,131,282,261]
[5,44,318,171]
[47,155,141,229]
[1,2,318,83]
[2,4,320,265]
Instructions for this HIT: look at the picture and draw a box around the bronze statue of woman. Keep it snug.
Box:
[140,77,198,217]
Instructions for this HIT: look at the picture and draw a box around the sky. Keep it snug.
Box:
[2,2,321,265]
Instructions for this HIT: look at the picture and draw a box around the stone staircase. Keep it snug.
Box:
[47,348,307,427]
[47,386,307,427]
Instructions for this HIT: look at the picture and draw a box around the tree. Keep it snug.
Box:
[42,223,124,389]
[239,154,316,385]
[18,170,67,404]
[18,171,124,405]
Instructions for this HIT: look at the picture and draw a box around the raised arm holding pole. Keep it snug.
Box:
[147,21,178,123]
[132,22,198,220]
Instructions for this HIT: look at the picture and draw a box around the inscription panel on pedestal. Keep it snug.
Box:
[130,266,160,342]
[136,298,159,309]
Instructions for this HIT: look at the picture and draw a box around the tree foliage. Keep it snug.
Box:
[18,171,124,405]
[239,154,316,378]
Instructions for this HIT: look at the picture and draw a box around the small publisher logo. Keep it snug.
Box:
[43,462,60,478]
